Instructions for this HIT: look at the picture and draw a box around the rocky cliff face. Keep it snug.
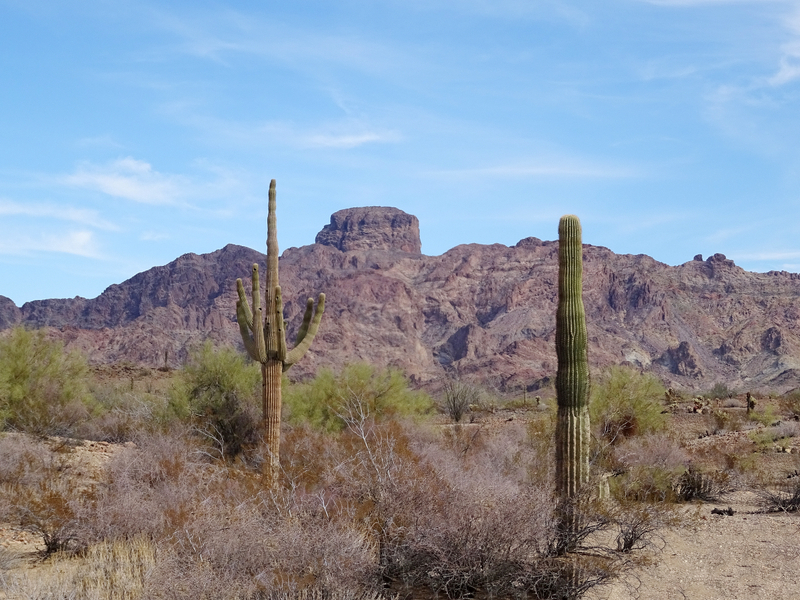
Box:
[315,207,421,254]
[3,209,800,394]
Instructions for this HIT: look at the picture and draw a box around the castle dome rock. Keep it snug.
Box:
[315,207,421,254]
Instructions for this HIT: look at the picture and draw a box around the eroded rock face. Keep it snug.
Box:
[658,342,703,378]
[3,206,800,393]
[0,296,21,329]
[315,207,421,254]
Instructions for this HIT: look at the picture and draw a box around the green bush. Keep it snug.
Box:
[780,389,800,418]
[611,465,683,503]
[0,327,93,434]
[706,382,735,400]
[590,366,666,445]
[284,363,433,432]
[171,342,261,458]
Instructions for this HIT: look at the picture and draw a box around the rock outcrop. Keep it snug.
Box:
[315,207,421,253]
[0,296,21,330]
[3,207,800,393]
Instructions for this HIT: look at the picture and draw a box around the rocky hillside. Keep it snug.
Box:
[2,206,799,394]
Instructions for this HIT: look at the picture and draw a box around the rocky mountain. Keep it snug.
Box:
[2,206,800,394]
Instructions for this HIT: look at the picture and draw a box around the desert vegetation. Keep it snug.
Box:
[1,213,799,599]
[0,328,799,598]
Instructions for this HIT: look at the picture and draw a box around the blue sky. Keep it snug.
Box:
[2,0,800,305]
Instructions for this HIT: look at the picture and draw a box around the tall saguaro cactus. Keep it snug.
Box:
[236,179,325,484]
[555,215,590,542]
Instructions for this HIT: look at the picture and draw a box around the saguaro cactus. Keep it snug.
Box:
[236,179,325,483]
[555,215,590,541]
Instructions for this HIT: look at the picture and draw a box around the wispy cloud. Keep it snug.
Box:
[152,9,416,79]
[634,0,775,5]
[75,134,125,149]
[0,230,101,259]
[0,200,118,230]
[140,230,170,241]
[301,129,402,149]
[433,158,639,179]
[375,0,589,25]
[734,250,800,260]
[705,224,755,243]
[61,158,188,205]
[162,107,402,150]
[769,8,800,85]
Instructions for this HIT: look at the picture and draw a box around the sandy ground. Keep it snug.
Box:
[601,491,800,600]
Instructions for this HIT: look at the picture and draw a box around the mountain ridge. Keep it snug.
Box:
[2,206,799,394]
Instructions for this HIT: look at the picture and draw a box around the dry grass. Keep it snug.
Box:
[1,537,155,600]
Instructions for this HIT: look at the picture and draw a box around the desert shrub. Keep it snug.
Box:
[722,397,744,408]
[612,501,680,553]
[611,465,683,503]
[674,467,731,502]
[707,408,746,434]
[79,384,174,442]
[747,403,780,426]
[780,390,800,419]
[438,379,481,423]
[79,428,220,544]
[0,326,94,434]
[758,479,800,513]
[706,382,735,400]
[0,433,90,555]
[591,366,666,446]
[171,342,261,459]
[284,363,432,432]
[613,432,689,471]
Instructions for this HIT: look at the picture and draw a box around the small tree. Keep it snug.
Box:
[590,366,666,446]
[440,379,479,423]
[236,179,325,484]
[174,342,262,459]
[284,363,432,432]
[0,326,92,434]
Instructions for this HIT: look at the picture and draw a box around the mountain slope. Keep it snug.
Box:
[2,207,799,393]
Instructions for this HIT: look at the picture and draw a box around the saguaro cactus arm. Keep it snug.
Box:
[236,264,269,363]
[284,293,325,371]
[236,278,253,330]
[236,295,258,360]
[275,286,287,362]
[295,297,315,345]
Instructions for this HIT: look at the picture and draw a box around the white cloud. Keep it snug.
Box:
[0,200,118,230]
[75,134,125,149]
[163,107,402,151]
[770,9,800,84]
[0,230,101,259]
[301,130,402,149]
[62,158,188,205]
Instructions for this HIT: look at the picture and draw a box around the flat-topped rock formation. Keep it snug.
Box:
[315,207,421,254]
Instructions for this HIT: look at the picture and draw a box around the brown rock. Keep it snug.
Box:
[658,341,704,378]
[315,207,421,253]
[0,295,21,329]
